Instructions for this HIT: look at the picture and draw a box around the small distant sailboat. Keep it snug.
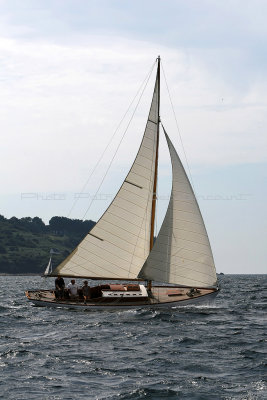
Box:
[26,57,219,309]
[43,255,52,277]
[42,249,59,277]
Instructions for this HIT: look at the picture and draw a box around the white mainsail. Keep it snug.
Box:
[53,71,159,279]
[139,129,217,288]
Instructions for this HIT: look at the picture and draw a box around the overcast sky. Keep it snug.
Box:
[0,0,266,273]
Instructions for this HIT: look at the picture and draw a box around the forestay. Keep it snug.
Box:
[139,129,217,288]
[53,73,159,279]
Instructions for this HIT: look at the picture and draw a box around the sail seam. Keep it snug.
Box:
[115,187,150,202]
[129,172,153,184]
[150,241,213,258]
[172,208,199,216]
[170,269,217,282]
[151,245,213,259]
[169,275,215,286]
[80,242,141,269]
[61,256,103,276]
[120,186,151,201]
[94,219,147,244]
[169,197,196,205]
[143,263,216,283]
[171,188,193,195]
[138,132,154,142]
[153,233,211,249]
[62,262,101,277]
[160,227,209,237]
[136,152,154,161]
[93,226,147,251]
[113,196,152,214]
[140,135,154,143]
[141,145,155,152]
[147,253,214,269]
[107,209,149,230]
[133,162,156,172]
[72,251,137,277]
[83,236,145,264]
[141,269,216,286]
[139,125,156,136]
[167,217,204,227]
[111,200,153,219]
[130,168,155,180]
[136,155,157,166]
[108,205,148,226]
[146,125,157,133]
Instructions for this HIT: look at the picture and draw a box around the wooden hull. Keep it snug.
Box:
[25,286,219,310]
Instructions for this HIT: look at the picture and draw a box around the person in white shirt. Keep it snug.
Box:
[67,279,79,298]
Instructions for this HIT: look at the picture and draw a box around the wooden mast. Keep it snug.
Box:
[148,56,160,291]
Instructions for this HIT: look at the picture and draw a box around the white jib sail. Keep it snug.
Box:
[139,130,217,288]
[53,74,159,279]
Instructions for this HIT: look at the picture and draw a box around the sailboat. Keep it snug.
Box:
[43,254,52,277]
[42,249,60,277]
[26,57,219,309]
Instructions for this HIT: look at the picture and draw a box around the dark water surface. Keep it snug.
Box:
[0,275,266,399]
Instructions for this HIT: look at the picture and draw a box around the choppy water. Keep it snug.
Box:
[0,275,266,400]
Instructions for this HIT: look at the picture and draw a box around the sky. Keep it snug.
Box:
[0,0,266,273]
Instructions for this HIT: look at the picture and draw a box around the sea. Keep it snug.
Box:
[0,275,266,400]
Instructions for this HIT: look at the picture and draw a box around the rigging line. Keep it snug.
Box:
[82,63,157,221]
[161,61,196,193]
[67,59,157,218]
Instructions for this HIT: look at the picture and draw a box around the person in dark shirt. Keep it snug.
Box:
[82,280,91,304]
[55,276,65,299]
